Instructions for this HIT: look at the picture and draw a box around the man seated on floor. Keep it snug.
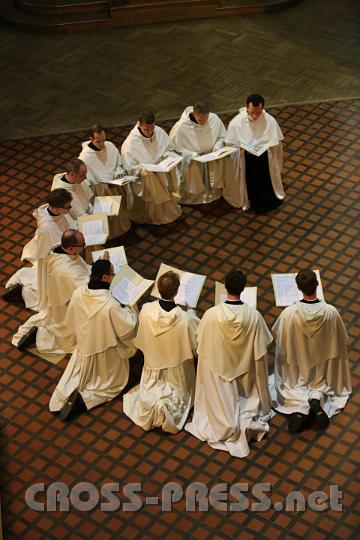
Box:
[3,188,76,311]
[123,270,199,433]
[49,258,138,422]
[121,111,182,225]
[79,123,133,237]
[13,229,90,354]
[186,270,273,458]
[225,94,285,213]
[270,268,352,433]
[169,101,226,204]
[51,158,93,219]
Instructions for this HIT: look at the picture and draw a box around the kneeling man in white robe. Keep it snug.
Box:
[49,258,138,421]
[186,270,273,458]
[169,101,226,204]
[271,269,352,433]
[123,270,199,433]
[51,158,92,219]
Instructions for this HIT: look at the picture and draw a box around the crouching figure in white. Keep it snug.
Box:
[49,259,138,420]
[270,268,352,433]
[123,270,199,433]
[186,270,273,458]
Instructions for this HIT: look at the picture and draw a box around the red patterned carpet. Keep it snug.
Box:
[0,100,359,539]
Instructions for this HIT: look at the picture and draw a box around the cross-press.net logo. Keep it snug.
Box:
[25,482,343,512]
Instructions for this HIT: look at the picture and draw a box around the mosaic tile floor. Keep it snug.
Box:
[0,99,359,539]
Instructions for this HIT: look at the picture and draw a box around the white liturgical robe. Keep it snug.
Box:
[12,249,90,354]
[121,124,182,225]
[270,301,352,417]
[225,107,285,209]
[123,301,199,433]
[51,173,92,219]
[6,204,75,310]
[49,285,138,412]
[169,107,226,204]
[79,140,132,236]
[186,303,273,458]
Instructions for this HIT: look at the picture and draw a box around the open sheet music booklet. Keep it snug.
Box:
[151,263,206,308]
[91,246,127,274]
[215,281,257,308]
[141,156,183,173]
[111,265,154,306]
[78,213,109,246]
[271,269,324,307]
[93,196,121,216]
[237,140,277,157]
[193,146,237,163]
[98,175,138,186]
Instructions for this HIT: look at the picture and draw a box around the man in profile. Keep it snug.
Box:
[121,111,182,225]
[170,101,226,204]
[51,158,92,218]
[226,94,285,213]
[186,270,273,458]
[49,258,138,421]
[123,270,199,432]
[271,269,351,433]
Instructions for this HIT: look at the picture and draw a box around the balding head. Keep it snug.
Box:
[61,229,85,255]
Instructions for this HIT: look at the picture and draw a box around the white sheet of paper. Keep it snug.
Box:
[112,175,138,186]
[91,246,127,273]
[112,277,141,305]
[142,156,183,172]
[193,146,236,163]
[93,199,113,215]
[175,272,205,308]
[238,140,274,157]
[82,220,103,237]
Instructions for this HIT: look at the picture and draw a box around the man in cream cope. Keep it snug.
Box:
[226,94,285,213]
[121,111,182,225]
[51,158,92,219]
[186,270,273,458]
[123,270,199,432]
[50,258,138,421]
[169,101,226,204]
[271,269,352,433]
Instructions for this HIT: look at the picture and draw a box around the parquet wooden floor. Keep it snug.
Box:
[0,99,359,539]
[0,0,359,139]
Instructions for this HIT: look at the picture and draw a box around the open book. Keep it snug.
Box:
[236,140,277,157]
[215,281,257,308]
[272,269,324,307]
[141,156,183,173]
[111,265,154,306]
[98,175,138,186]
[193,146,237,163]
[151,263,206,308]
[91,246,127,273]
[78,213,109,246]
[93,196,121,216]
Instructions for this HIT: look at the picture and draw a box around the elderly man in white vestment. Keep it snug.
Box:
[123,270,199,433]
[121,111,182,225]
[225,94,285,213]
[3,189,76,311]
[13,230,90,353]
[271,269,352,433]
[51,158,93,219]
[186,271,273,458]
[169,101,226,204]
[78,124,132,236]
[49,259,138,422]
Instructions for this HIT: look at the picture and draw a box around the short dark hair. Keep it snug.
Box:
[89,124,105,137]
[65,158,85,174]
[138,111,155,124]
[295,269,318,296]
[193,101,210,115]
[61,229,80,249]
[90,259,112,280]
[157,271,180,300]
[246,94,265,107]
[225,270,247,296]
[47,188,72,208]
